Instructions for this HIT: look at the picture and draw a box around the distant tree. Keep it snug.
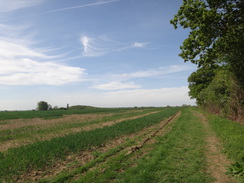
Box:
[37,101,49,111]
[48,104,52,110]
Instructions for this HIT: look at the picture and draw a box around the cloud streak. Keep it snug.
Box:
[117,65,192,79]
[0,0,44,12]
[93,81,140,90]
[80,35,148,57]
[49,0,120,13]
[132,42,148,48]
[80,36,111,57]
[1,0,120,22]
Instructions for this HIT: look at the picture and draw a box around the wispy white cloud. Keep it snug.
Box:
[49,0,119,13]
[80,35,148,57]
[93,81,140,90]
[0,0,44,12]
[0,25,86,86]
[0,38,51,59]
[90,64,192,91]
[80,36,110,57]
[131,42,148,48]
[0,58,85,85]
[1,0,119,22]
[117,65,192,79]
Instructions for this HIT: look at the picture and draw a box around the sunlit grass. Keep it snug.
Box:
[113,108,212,183]
[207,113,244,180]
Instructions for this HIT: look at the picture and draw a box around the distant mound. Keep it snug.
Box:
[68,105,96,110]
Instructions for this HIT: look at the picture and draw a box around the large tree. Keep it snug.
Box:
[171,0,244,120]
[170,0,244,84]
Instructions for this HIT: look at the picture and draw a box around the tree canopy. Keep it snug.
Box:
[37,101,49,111]
[171,0,244,82]
[171,0,244,120]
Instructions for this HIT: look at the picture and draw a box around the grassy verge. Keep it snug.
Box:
[110,107,212,183]
[206,113,244,180]
[0,107,178,182]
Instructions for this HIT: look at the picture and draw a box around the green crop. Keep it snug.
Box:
[0,107,179,182]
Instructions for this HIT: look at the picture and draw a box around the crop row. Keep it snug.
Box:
[0,109,158,145]
[0,107,179,181]
[0,107,153,121]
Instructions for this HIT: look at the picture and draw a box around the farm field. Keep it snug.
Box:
[0,107,243,183]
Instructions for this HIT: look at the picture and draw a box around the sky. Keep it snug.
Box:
[0,0,197,110]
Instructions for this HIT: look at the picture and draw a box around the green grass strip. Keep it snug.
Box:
[113,107,212,183]
[206,113,244,179]
[0,107,178,182]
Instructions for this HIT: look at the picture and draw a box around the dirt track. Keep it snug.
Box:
[194,111,235,183]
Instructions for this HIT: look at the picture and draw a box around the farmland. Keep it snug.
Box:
[0,107,243,183]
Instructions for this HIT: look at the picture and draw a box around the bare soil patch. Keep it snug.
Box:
[194,111,235,183]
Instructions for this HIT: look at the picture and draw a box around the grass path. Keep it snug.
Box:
[193,111,235,183]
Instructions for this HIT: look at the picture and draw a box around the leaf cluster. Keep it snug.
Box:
[171,0,244,68]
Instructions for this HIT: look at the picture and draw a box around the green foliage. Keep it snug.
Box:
[170,0,244,68]
[171,0,244,120]
[196,68,231,108]
[188,64,220,100]
[37,101,49,111]
[228,162,244,177]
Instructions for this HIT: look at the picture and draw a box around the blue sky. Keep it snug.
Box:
[0,0,196,110]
